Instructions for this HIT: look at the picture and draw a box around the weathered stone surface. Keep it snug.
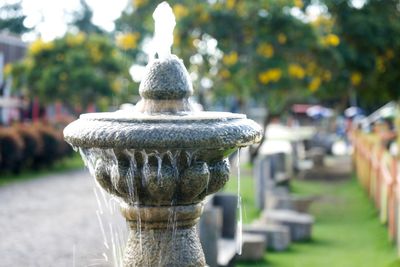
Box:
[123,226,205,267]
[139,56,193,101]
[236,233,267,261]
[244,223,290,251]
[262,210,314,242]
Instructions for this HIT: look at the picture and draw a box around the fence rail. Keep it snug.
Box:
[350,129,399,251]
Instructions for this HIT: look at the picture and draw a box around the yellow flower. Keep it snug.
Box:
[257,43,274,58]
[306,62,317,75]
[66,32,86,47]
[223,52,238,66]
[116,32,140,50]
[323,34,340,47]
[174,33,181,46]
[3,63,12,76]
[59,72,68,81]
[111,79,122,93]
[322,70,332,81]
[226,0,235,9]
[28,39,54,55]
[199,10,209,22]
[258,68,282,85]
[24,58,34,69]
[386,49,394,60]
[173,4,189,19]
[278,34,287,44]
[351,72,362,86]
[288,64,305,79]
[220,69,231,79]
[133,0,147,8]
[236,1,246,16]
[376,57,385,72]
[294,0,303,8]
[308,77,321,92]
[90,46,102,63]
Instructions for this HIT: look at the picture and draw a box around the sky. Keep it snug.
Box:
[3,0,129,41]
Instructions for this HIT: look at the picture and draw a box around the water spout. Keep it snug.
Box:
[152,2,176,60]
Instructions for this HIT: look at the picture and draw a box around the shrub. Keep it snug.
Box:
[0,127,24,173]
[14,124,43,169]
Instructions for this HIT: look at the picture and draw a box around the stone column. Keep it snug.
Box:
[121,204,205,267]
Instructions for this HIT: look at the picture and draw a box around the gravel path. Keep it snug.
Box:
[0,169,127,267]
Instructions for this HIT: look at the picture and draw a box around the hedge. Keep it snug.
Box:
[0,121,73,174]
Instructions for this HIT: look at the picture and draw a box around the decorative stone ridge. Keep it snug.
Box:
[80,148,231,206]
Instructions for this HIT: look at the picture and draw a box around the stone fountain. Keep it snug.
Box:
[64,2,262,266]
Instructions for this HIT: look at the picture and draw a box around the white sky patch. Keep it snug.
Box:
[351,0,367,9]
[85,0,128,32]
[129,64,146,83]
[306,5,326,21]
[2,0,128,41]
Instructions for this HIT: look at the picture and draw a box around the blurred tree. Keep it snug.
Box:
[311,0,400,109]
[7,33,130,112]
[70,0,105,34]
[0,1,31,35]
[115,0,327,109]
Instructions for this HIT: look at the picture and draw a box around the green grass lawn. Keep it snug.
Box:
[0,154,84,186]
[224,173,400,267]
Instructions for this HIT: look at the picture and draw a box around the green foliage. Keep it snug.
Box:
[8,33,130,109]
[0,2,31,34]
[324,0,400,109]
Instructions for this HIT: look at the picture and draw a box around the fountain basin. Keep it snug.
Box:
[64,111,261,149]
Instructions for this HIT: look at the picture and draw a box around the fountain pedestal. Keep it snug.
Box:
[122,204,205,266]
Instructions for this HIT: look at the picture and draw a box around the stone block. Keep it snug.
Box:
[262,209,314,241]
[217,238,237,266]
[199,206,222,267]
[244,223,290,252]
[213,193,238,239]
[267,195,316,213]
[236,233,266,261]
[254,155,273,210]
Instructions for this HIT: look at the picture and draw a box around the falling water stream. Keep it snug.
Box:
[236,148,243,255]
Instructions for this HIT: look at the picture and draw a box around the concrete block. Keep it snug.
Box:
[262,209,314,241]
[236,233,266,261]
[244,223,290,252]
